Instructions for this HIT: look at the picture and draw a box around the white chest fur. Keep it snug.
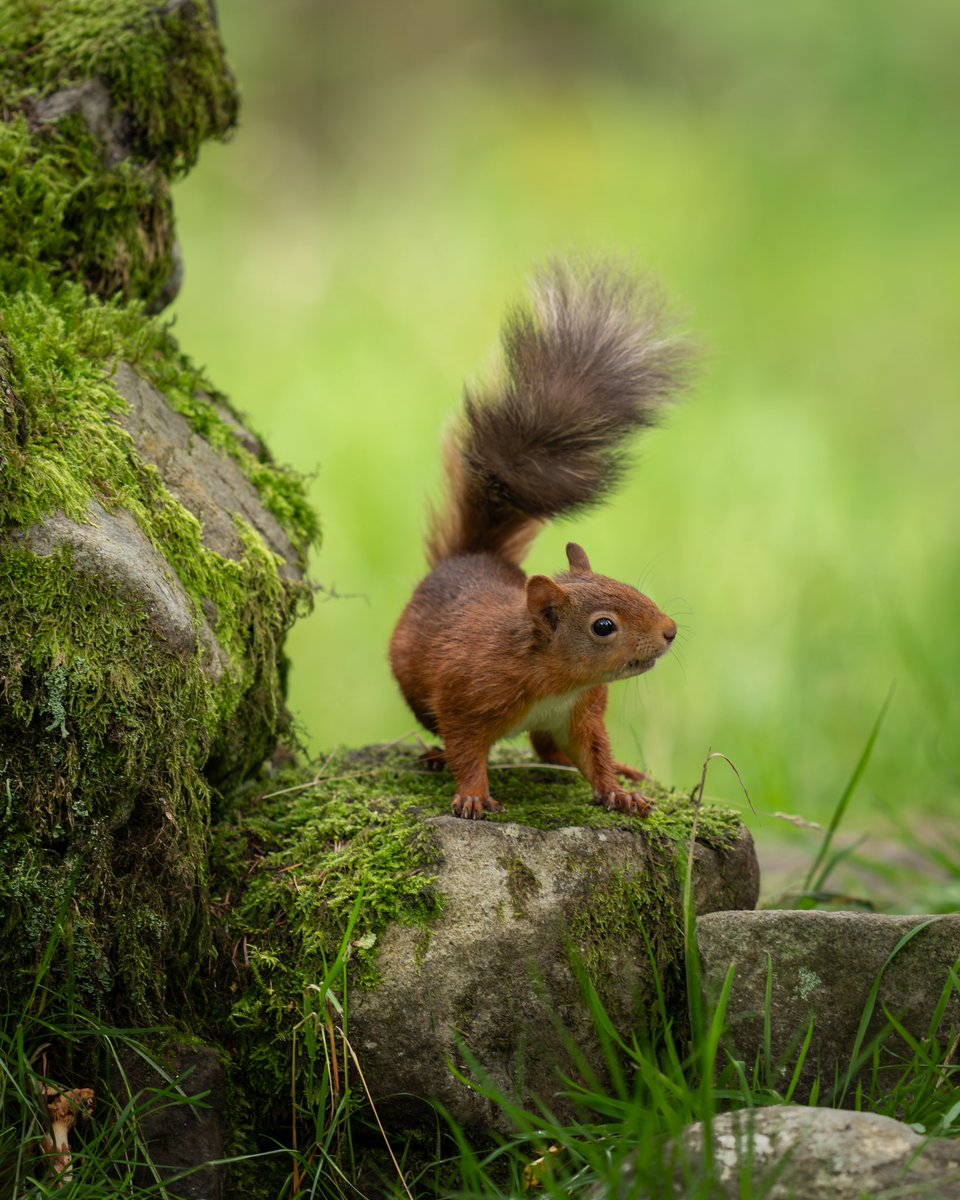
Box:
[506,690,583,738]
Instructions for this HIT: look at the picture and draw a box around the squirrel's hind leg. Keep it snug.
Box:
[530,730,575,768]
[418,744,447,773]
[533,729,649,786]
[613,761,651,784]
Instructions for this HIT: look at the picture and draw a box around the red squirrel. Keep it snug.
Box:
[390,260,694,820]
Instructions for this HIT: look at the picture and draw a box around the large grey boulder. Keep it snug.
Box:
[696,911,960,1104]
[349,813,759,1133]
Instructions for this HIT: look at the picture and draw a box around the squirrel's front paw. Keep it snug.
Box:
[595,788,653,817]
[452,793,502,820]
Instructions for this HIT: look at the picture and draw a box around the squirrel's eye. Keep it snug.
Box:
[592,617,617,637]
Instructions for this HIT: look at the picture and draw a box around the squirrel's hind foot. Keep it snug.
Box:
[452,793,502,820]
[595,787,653,817]
[419,745,447,773]
[614,761,650,784]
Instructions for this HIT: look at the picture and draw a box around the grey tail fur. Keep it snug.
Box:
[426,258,697,567]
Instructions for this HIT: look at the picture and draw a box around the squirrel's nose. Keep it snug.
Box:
[661,617,677,645]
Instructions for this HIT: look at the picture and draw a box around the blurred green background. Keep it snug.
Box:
[171,1,959,844]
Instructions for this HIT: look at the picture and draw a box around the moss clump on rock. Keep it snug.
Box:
[0,0,239,172]
[208,745,746,1114]
[0,0,238,308]
[0,112,178,310]
[0,282,317,569]
[497,853,542,918]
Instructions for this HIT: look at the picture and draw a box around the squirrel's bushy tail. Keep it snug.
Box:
[426,259,696,567]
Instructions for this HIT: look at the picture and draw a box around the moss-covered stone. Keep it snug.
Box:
[207,745,746,1117]
[0,1,319,1023]
[0,111,178,310]
[0,305,318,1016]
[0,0,238,170]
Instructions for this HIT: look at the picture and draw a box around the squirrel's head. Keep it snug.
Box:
[525,542,677,687]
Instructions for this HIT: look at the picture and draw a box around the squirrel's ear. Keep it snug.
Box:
[526,575,567,631]
[566,542,591,575]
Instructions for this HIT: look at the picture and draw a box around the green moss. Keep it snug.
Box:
[0,114,176,307]
[412,925,434,968]
[498,854,542,918]
[0,0,238,174]
[0,543,212,1016]
[568,859,684,1028]
[0,0,237,307]
[209,760,445,1101]
[209,745,743,1108]
[209,768,424,1101]
[371,743,741,850]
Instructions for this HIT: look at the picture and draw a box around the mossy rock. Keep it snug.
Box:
[0,0,239,309]
[208,746,756,1138]
[0,304,318,1020]
[0,0,319,1022]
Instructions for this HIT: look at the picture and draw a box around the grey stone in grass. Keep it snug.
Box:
[696,910,960,1105]
[670,1107,960,1200]
[595,1107,960,1198]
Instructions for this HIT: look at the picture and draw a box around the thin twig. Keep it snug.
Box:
[261,751,338,799]
[488,761,578,773]
[340,1029,414,1200]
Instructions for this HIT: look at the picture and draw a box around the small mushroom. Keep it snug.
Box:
[41,1085,95,1185]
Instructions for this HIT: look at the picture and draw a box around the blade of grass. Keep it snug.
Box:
[783,1018,815,1104]
[803,686,894,895]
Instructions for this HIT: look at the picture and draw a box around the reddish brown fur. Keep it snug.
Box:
[391,260,692,819]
